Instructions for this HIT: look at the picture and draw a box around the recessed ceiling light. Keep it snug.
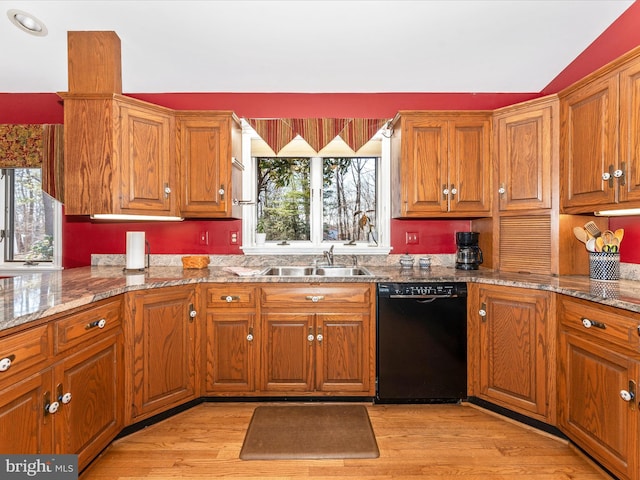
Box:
[7,9,47,36]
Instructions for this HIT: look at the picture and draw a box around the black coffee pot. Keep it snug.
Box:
[455,232,483,270]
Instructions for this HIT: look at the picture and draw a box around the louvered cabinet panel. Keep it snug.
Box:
[499,216,552,274]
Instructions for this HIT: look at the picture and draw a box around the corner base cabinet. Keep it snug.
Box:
[468,284,556,424]
[125,286,197,423]
[558,296,640,480]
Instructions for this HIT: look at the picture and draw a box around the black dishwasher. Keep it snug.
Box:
[376,282,467,403]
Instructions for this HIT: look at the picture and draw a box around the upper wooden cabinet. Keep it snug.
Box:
[176,112,243,218]
[493,96,558,212]
[560,49,640,213]
[391,111,491,217]
[61,93,176,216]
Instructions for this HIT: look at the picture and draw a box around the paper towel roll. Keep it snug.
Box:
[126,232,146,270]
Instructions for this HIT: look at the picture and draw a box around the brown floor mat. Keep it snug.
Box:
[239,404,380,460]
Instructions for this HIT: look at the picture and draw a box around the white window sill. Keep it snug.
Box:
[241,243,392,256]
[0,265,63,275]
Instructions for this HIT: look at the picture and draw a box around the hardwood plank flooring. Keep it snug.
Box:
[81,402,610,479]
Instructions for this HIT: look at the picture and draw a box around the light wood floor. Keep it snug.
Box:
[81,402,610,479]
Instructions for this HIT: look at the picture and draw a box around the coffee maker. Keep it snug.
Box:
[456,232,483,270]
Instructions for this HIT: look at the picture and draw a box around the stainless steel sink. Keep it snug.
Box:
[258,265,373,277]
[259,266,316,276]
[315,267,373,277]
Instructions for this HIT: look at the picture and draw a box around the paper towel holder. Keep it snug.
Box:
[123,236,151,274]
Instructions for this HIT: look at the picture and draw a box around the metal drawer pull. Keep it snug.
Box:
[247,327,254,342]
[581,317,606,329]
[0,354,16,372]
[85,318,106,330]
[307,327,315,342]
[188,303,197,321]
[221,295,240,302]
[44,391,59,416]
[305,295,324,303]
[316,327,323,343]
[57,383,72,405]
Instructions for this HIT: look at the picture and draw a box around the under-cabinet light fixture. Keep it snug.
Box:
[594,208,640,217]
[90,214,184,222]
[7,9,47,36]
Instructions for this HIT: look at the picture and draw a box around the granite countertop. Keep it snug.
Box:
[2,264,640,334]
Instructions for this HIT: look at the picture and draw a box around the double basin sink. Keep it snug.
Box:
[259,265,374,277]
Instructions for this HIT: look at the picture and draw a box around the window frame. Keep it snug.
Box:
[241,125,391,255]
[0,168,63,272]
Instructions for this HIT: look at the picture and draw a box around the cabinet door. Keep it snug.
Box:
[400,117,449,215]
[129,286,196,421]
[315,313,371,394]
[496,102,554,211]
[116,100,175,215]
[204,311,256,393]
[261,313,313,392]
[54,335,123,470]
[561,75,618,210]
[448,118,491,214]
[0,370,53,454]
[558,329,638,480]
[619,56,640,205]
[177,115,231,217]
[474,285,553,421]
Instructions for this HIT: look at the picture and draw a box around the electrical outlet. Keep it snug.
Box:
[406,232,418,245]
[230,231,238,244]
[199,231,209,246]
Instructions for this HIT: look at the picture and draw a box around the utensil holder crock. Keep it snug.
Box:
[589,252,620,281]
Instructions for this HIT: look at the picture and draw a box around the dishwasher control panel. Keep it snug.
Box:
[378,282,467,298]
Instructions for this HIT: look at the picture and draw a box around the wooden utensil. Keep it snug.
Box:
[573,227,588,244]
[583,221,601,238]
[614,228,624,242]
[595,236,604,252]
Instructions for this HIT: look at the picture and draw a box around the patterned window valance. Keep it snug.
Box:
[246,118,389,155]
[0,124,64,202]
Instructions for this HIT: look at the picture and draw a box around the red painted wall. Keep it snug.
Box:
[2,2,640,268]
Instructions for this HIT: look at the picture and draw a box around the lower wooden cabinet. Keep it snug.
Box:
[259,283,375,396]
[468,283,555,423]
[0,298,123,472]
[557,296,640,480]
[202,285,257,394]
[125,285,198,423]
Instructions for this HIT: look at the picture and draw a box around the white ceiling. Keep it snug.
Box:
[0,0,635,94]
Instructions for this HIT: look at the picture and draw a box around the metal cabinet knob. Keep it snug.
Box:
[478,309,487,317]
[581,317,606,329]
[307,334,315,341]
[498,186,506,195]
[60,392,72,404]
[305,295,324,303]
[246,333,254,342]
[613,169,624,178]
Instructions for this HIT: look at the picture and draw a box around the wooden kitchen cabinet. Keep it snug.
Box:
[560,49,640,213]
[391,111,491,217]
[0,298,123,471]
[202,284,257,394]
[493,96,558,212]
[259,283,375,396]
[176,112,244,218]
[61,93,176,216]
[557,296,640,480]
[468,284,556,423]
[125,285,197,423]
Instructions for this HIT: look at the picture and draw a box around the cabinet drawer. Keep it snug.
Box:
[54,299,122,354]
[0,324,51,383]
[206,285,256,308]
[558,296,640,352]
[261,284,372,307]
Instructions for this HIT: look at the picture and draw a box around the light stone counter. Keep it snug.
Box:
[2,254,640,334]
